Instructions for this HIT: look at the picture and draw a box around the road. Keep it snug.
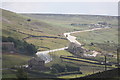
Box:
[36,47,68,63]
[36,27,109,63]
[64,28,103,45]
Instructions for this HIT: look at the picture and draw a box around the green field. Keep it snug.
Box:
[47,50,114,77]
[2,54,31,68]
[73,28,118,44]
[72,27,118,53]
[26,37,68,51]
[2,54,32,78]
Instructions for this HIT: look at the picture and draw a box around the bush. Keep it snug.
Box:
[16,68,28,80]
[51,64,81,74]
[51,64,65,73]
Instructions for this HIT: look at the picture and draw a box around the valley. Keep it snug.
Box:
[1,8,119,79]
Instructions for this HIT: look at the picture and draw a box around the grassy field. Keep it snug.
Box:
[72,27,118,53]
[58,74,85,79]
[46,50,73,67]
[46,50,113,77]
[73,28,118,44]
[2,54,32,68]
[2,54,32,78]
[26,37,69,51]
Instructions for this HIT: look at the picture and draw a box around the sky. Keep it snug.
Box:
[1,0,119,16]
[1,0,119,2]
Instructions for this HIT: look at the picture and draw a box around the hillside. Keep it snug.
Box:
[23,14,118,28]
[2,9,58,39]
[1,8,119,79]
[1,9,69,51]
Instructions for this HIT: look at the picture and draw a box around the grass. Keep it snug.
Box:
[46,50,113,77]
[2,9,118,52]
[72,27,118,53]
[2,9,118,79]
[62,59,114,75]
[2,70,17,78]
[2,9,71,51]
[2,53,32,78]
[62,56,99,63]
[26,38,69,51]
[2,54,32,68]
[73,28,118,44]
[58,74,85,78]
[46,50,74,67]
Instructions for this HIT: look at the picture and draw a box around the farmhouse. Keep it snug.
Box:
[67,42,84,56]
[2,42,15,53]
[28,57,46,70]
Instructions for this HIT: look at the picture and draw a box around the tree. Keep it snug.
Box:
[51,64,65,73]
[66,65,80,72]
[51,68,58,73]
[16,68,29,80]
[90,42,94,46]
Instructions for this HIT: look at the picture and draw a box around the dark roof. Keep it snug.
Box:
[2,42,14,45]
[31,57,44,62]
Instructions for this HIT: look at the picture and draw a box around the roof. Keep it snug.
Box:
[2,42,14,45]
[31,57,45,62]
[70,42,81,47]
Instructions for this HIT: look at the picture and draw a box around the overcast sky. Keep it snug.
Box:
[1,0,119,2]
[1,1,119,16]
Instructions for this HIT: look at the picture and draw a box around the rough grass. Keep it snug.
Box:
[2,54,32,68]
[2,54,32,78]
[26,38,69,51]
[72,28,118,53]
[73,28,118,44]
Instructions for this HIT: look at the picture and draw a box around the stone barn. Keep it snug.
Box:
[28,57,46,70]
[67,42,84,56]
[2,42,15,53]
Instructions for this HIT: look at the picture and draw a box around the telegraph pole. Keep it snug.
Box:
[104,55,107,71]
[117,48,120,68]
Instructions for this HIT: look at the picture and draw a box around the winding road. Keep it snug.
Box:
[36,27,109,63]
[36,47,68,63]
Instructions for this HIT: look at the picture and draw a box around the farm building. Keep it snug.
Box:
[2,42,15,53]
[28,57,46,70]
[67,42,84,56]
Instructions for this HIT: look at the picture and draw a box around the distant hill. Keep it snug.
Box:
[22,13,118,26]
